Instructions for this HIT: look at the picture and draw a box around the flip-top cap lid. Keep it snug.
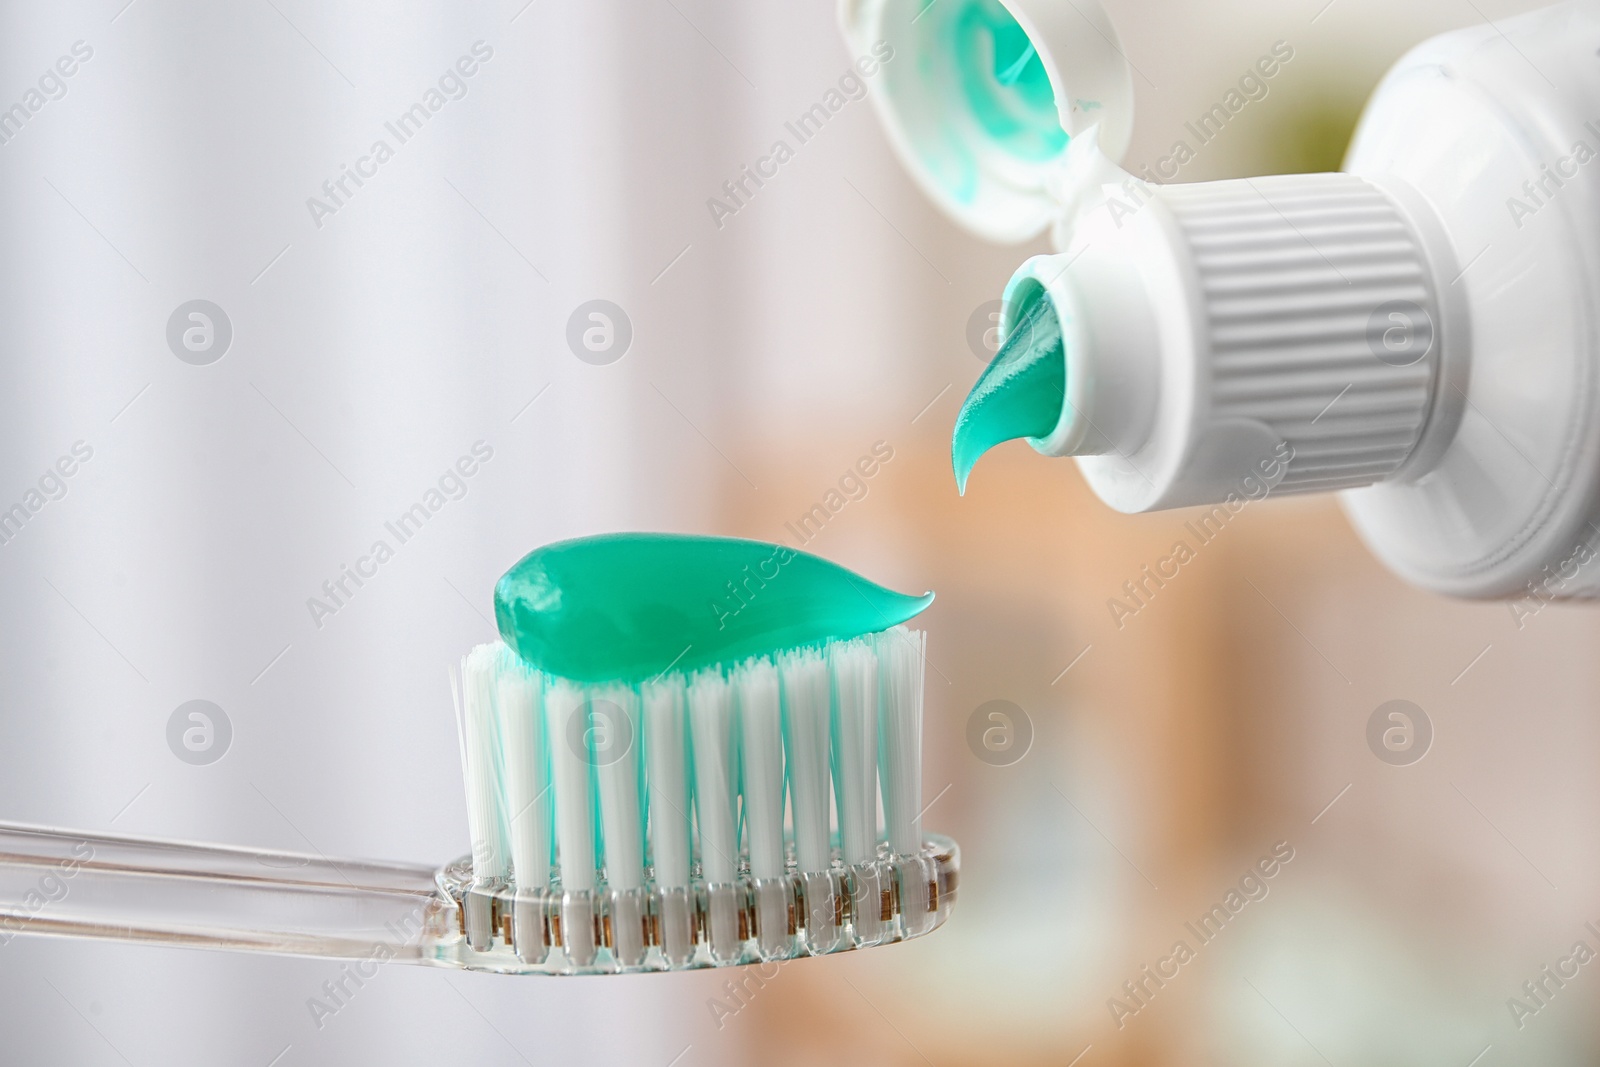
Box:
[841,0,1134,243]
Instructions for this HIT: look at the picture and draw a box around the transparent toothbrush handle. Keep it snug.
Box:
[0,822,458,962]
[0,822,962,973]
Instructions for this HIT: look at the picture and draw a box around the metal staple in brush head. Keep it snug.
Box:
[450,625,955,973]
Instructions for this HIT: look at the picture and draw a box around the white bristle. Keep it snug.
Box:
[454,646,509,884]
[876,627,926,856]
[492,648,551,889]
[592,684,645,891]
[734,658,785,881]
[544,678,595,892]
[829,638,880,866]
[777,647,832,873]
[642,676,691,889]
[454,626,933,959]
[687,669,740,885]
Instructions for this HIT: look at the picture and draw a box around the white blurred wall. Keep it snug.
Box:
[0,1,732,1063]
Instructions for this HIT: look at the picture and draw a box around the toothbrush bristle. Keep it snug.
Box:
[686,667,740,886]
[878,628,927,857]
[454,645,509,883]
[734,658,784,881]
[592,683,645,892]
[544,677,595,893]
[778,646,833,874]
[453,625,937,969]
[641,676,691,888]
[828,637,879,866]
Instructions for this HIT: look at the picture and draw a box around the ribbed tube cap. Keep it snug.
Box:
[1160,172,1442,495]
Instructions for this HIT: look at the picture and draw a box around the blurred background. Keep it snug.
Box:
[0,0,1589,1063]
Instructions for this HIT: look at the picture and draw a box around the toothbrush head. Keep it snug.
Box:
[445,626,958,975]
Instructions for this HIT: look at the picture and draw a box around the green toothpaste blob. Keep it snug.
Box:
[494,533,935,683]
[951,283,1066,494]
[950,0,1069,164]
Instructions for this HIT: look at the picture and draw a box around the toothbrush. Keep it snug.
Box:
[448,624,951,972]
[0,535,959,973]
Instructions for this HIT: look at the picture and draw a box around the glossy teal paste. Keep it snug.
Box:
[494,534,934,683]
[951,285,1065,494]
[949,0,1068,164]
